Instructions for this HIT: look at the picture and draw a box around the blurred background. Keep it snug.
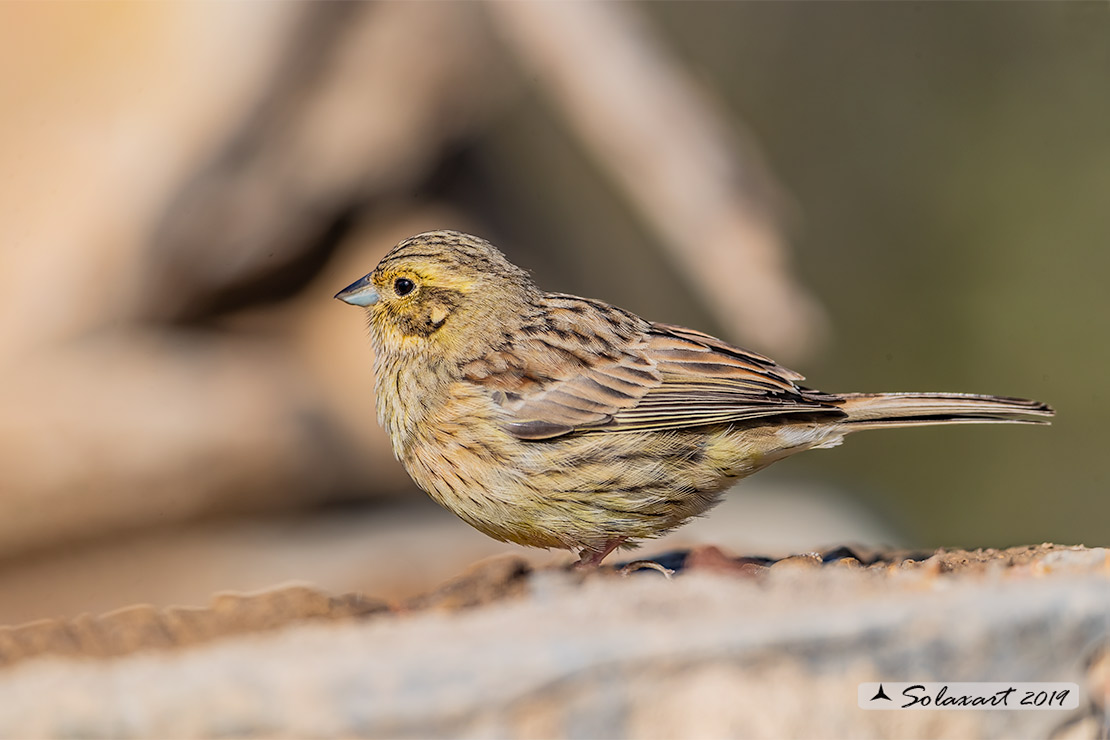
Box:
[0,2,1105,624]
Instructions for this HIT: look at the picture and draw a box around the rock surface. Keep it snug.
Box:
[0,544,1106,739]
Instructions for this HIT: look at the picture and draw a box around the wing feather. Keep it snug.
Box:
[460,296,842,440]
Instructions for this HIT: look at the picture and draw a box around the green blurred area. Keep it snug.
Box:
[464,2,1108,548]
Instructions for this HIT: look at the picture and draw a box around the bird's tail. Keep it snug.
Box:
[834,392,1054,432]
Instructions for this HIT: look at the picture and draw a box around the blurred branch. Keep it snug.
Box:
[487,2,826,362]
[139,2,508,322]
[0,330,408,560]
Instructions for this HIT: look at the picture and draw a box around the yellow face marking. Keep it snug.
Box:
[374,263,480,297]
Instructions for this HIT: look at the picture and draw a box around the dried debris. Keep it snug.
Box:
[0,585,386,669]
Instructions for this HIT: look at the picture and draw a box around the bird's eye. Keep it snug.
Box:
[394,277,415,296]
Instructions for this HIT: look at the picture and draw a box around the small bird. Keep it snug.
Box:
[336,230,1053,567]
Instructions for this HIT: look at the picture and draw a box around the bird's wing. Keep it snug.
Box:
[461,296,842,440]
[607,323,842,434]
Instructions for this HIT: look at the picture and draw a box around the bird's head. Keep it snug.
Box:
[336,230,539,358]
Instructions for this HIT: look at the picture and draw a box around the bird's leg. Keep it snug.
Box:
[575,538,627,569]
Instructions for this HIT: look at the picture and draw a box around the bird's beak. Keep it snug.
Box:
[335,274,380,307]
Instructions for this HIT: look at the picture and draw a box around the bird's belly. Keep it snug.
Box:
[518,429,748,538]
[406,420,778,551]
[400,380,831,551]
[402,419,546,547]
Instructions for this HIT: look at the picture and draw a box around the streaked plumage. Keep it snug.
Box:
[337,230,1054,566]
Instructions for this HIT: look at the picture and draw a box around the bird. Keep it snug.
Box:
[335,230,1053,568]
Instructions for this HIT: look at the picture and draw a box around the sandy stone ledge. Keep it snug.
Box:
[0,544,1106,739]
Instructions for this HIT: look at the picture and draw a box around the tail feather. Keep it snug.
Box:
[834,392,1054,432]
